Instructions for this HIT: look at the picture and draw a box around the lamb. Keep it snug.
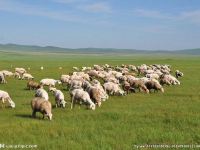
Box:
[40,78,61,87]
[31,97,52,120]
[70,89,95,110]
[35,88,49,101]
[0,72,6,84]
[145,80,164,93]
[0,90,15,108]
[103,82,125,96]
[27,80,41,90]
[22,73,34,80]
[49,87,67,108]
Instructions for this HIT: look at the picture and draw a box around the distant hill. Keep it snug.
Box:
[0,43,199,55]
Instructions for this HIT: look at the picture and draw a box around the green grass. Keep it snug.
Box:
[0,52,199,150]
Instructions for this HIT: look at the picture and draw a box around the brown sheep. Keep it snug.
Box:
[87,87,102,107]
[31,97,52,120]
[27,80,41,90]
[129,79,149,93]
[145,80,164,93]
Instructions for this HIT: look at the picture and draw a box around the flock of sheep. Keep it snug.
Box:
[0,64,184,121]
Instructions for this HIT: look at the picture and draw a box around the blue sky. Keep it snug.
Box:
[0,0,200,50]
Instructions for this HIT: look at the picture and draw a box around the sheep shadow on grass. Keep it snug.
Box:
[15,114,50,121]
[15,114,32,119]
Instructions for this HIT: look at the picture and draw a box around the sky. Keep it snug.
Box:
[0,0,200,50]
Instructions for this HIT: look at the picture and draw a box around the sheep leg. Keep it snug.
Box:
[71,96,74,109]
[32,110,36,118]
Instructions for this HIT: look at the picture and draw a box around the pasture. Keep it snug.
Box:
[0,51,199,150]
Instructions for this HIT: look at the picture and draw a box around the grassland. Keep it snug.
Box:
[0,51,199,150]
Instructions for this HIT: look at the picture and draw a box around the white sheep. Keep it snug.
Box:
[15,67,26,75]
[14,72,21,79]
[0,90,15,108]
[103,82,125,96]
[0,70,13,77]
[22,73,34,80]
[145,73,159,80]
[49,87,67,108]
[35,88,49,101]
[40,78,61,87]
[60,75,70,84]
[69,79,83,90]
[70,89,95,110]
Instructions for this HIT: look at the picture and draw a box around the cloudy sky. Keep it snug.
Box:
[0,0,200,50]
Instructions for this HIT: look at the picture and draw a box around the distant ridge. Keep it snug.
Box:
[0,43,199,55]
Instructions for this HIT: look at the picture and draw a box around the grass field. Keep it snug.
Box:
[0,52,199,150]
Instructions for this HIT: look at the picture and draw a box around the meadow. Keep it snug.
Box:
[0,51,199,150]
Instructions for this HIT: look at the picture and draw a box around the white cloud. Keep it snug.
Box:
[180,10,200,24]
[134,9,172,19]
[79,2,112,13]
[51,0,84,4]
[134,8,200,25]
[0,0,85,23]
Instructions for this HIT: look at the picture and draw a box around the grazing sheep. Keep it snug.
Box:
[129,79,149,93]
[60,75,70,85]
[0,90,15,108]
[35,88,49,101]
[14,72,21,79]
[146,73,159,80]
[70,89,95,110]
[0,70,13,77]
[145,80,164,93]
[22,73,34,80]
[92,80,109,101]
[104,76,119,84]
[31,97,52,120]
[84,82,102,107]
[27,80,41,90]
[40,78,61,87]
[175,70,184,78]
[122,81,136,94]
[49,87,67,108]
[69,79,83,90]
[103,82,125,96]
[160,74,180,85]
[0,72,6,84]
[15,67,26,75]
